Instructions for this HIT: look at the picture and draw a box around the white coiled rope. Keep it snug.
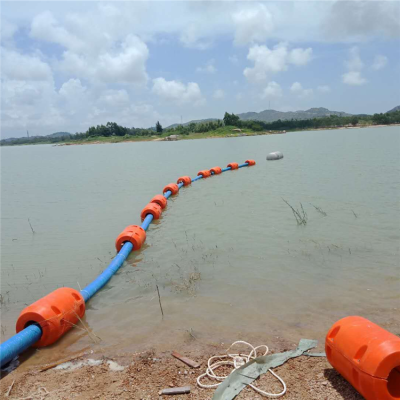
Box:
[196,341,287,398]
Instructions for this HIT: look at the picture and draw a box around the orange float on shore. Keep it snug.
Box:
[16,288,85,347]
[326,316,400,400]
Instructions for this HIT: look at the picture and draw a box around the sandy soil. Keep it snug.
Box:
[0,343,363,400]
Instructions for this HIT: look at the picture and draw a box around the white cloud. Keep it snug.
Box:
[345,46,364,71]
[342,71,367,86]
[97,90,130,107]
[342,46,367,86]
[31,11,84,52]
[30,11,149,85]
[213,89,225,99]
[372,55,388,71]
[60,35,148,85]
[244,43,313,83]
[59,78,86,98]
[324,1,400,41]
[196,59,217,74]
[152,78,205,106]
[290,82,303,93]
[1,20,18,40]
[96,35,149,84]
[290,81,313,98]
[1,78,62,135]
[233,4,274,45]
[1,48,52,81]
[180,25,211,50]
[288,47,313,66]
[317,85,331,93]
[261,81,282,99]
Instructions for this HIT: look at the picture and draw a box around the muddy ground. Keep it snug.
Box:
[0,342,363,400]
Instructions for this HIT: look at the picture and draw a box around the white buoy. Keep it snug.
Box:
[267,151,284,160]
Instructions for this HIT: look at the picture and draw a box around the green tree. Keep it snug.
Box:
[223,112,240,127]
[156,121,163,133]
[350,116,359,126]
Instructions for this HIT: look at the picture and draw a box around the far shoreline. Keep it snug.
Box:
[2,123,399,147]
[54,122,400,146]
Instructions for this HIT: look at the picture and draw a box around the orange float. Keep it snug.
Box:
[141,202,162,221]
[177,176,191,186]
[245,159,256,166]
[16,288,85,347]
[197,170,211,178]
[115,225,146,252]
[151,194,167,209]
[210,167,222,175]
[227,162,239,170]
[163,183,179,195]
[326,316,400,400]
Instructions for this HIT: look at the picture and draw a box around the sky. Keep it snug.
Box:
[1,1,400,138]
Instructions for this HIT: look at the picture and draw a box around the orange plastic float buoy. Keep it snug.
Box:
[210,167,222,175]
[150,194,167,209]
[177,176,191,186]
[163,183,179,195]
[141,202,163,221]
[245,159,256,166]
[197,170,211,178]
[326,316,400,400]
[16,288,85,347]
[227,162,239,170]
[115,225,146,252]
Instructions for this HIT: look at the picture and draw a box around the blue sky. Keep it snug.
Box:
[1,1,400,138]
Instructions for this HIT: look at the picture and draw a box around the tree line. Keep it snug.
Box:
[221,110,400,132]
[1,111,399,146]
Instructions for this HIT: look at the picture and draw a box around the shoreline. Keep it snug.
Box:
[56,123,400,146]
[0,339,363,399]
[2,123,399,147]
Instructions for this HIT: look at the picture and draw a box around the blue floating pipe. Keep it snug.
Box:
[0,324,42,368]
[0,162,252,368]
[81,241,133,303]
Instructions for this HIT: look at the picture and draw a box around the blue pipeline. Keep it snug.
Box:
[81,242,133,303]
[0,324,42,368]
[0,162,250,368]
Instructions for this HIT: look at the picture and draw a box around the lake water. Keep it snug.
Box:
[1,126,399,366]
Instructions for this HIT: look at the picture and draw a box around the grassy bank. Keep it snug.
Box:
[2,122,399,147]
[55,125,263,145]
[59,123,398,146]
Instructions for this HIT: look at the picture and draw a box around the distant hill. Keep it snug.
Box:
[166,118,219,129]
[166,108,352,129]
[387,105,400,113]
[238,107,351,123]
[46,131,71,138]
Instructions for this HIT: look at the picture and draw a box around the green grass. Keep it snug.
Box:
[62,126,261,145]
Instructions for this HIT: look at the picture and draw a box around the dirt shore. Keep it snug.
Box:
[0,342,363,399]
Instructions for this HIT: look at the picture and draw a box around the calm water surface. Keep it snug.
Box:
[1,126,399,365]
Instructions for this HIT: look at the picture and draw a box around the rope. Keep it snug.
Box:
[196,340,287,398]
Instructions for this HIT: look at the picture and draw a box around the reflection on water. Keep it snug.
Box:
[1,126,399,365]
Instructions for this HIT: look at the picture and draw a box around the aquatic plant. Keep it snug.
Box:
[282,199,308,225]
